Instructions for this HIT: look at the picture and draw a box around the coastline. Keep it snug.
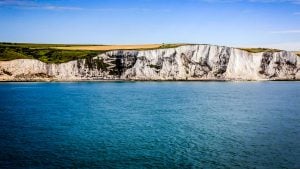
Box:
[1,44,299,82]
[0,79,299,82]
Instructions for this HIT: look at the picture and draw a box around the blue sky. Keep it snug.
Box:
[0,0,299,50]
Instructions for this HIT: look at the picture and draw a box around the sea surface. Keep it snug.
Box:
[0,82,299,169]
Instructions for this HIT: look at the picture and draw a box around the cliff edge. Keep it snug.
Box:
[0,44,299,81]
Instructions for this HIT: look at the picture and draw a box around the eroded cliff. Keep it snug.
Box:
[0,44,299,81]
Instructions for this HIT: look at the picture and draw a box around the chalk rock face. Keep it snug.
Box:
[0,45,299,81]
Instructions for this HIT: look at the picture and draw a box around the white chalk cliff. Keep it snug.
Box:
[0,44,299,81]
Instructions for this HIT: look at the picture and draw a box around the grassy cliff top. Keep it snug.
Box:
[0,43,184,50]
[0,43,183,63]
[52,44,183,51]
[239,48,282,53]
[0,43,291,63]
[0,43,99,63]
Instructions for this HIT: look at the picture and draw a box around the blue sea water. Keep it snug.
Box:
[0,82,299,169]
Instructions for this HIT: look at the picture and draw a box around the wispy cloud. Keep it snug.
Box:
[249,0,300,3]
[200,0,300,4]
[87,7,170,13]
[270,30,300,34]
[0,0,83,10]
[0,0,169,12]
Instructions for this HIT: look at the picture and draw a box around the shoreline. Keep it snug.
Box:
[0,79,299,83]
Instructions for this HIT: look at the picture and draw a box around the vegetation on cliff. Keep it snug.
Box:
[0,43,291,64]
[0,43,99,63]
[0,43,184,63]
[240,48,282,53]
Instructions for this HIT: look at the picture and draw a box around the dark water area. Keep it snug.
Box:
[0,82,299,168]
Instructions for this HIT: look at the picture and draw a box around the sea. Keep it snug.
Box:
[0,82,299,168]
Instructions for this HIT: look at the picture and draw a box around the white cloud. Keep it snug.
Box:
[270,30,300,34]
[0,0,168,12]
[200,0,300,4]
[0,0,83,10]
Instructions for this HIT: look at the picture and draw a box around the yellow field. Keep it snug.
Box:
[294,51,300,56]
[52,44,166,51]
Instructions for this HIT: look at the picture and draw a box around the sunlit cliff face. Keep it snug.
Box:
[0,45,299,81]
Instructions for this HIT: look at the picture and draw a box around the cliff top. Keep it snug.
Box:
[0,43,185,63]
[239,48,282,53]
[0,42,289,64]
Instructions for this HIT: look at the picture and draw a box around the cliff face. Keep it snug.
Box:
[0,45,299,81]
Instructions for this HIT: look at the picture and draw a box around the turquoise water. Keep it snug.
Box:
[0,82,299,168]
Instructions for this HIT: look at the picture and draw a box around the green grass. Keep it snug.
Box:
[0,42,185,63]
[2,43,285,63]
[0,49,32,60]
[0,43,100,63]
[240,48,282,53]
